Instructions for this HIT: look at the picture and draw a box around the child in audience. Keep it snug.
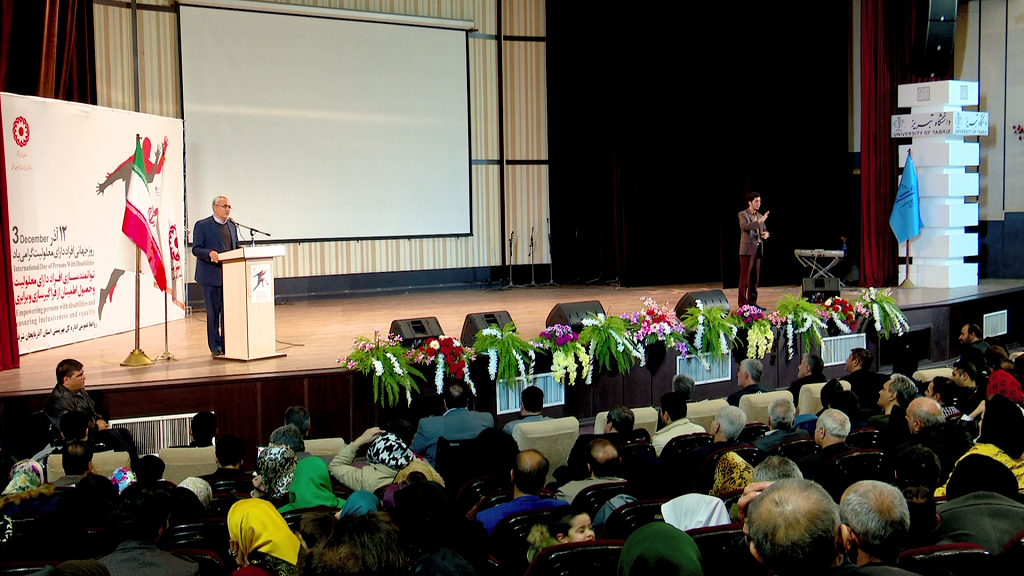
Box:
[526,508,595,561]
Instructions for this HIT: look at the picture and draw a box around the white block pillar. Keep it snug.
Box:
[891,81,988,289]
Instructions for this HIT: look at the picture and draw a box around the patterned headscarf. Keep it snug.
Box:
[366,432,413,470]
[178,477,213,509]
[2,460,44,496]
[254,446,296,501]
[109,467,136,495]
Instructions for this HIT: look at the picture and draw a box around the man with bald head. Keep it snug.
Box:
[892,397,972,485]
[797,409,853,481]
[556,438,624,504]
[474,449,567,534]
[192,196,239,356]
[839,481,913,570]
[746,478,844,573]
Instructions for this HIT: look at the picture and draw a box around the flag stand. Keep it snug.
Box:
[155,293,177,361]
[899,240,915,288]
[121,246,154,366]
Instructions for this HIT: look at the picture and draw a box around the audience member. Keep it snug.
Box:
[838,481,911,569]
[300,512,404,576]
[818,379,845,416]
[284,406,311,438]
[617,522,703,576]
[901,486,939,550]
[527,507,595,562]
[983,346,1024,403]
[43,359,137,458]
[934,454,1024,551]
[843,348,888,408]
[870,374,917,450]
[789,353,826,409]
[958,322,988,366]
[935,393,1024,497]
[269,424,310,461]
[605,405,635,434]
[830,390,868,430]
[109,467,137,495]
[503,385,550,434]
[0,460,59,517]
[673,374,697,398]
[652,391,706,456]
[728,358,769,406]
[98,484,199,576]
[746,478,842,574]
[56,442,96,487]
[681,406,747,489]
[188,412,217,447]
[294,511,336,553]
[202,434,250,482]
[133,455,165,483]
[280,457,347,513]
[893,445,942,492]
[392,481,489,573]
[252,446,297,502]
[893,397,972,485]
[798,409,852,481]
[752,398,808,452]
[924,377,963,421]
[176,477,212,514]
[69,472,118,527]
[337,490,380,518]
[411,381,494,465]
[473,449,567,534]
[951,360,984,417]
[330,427,425,493]
[227,498,301,576]
[556,439,623,503]
[752,456,803,483]
[168,486,207,525]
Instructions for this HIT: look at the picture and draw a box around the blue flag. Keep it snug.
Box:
[889,153,922,244]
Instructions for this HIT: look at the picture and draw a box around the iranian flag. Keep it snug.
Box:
[155,140,185,309]
[121,138,167,292]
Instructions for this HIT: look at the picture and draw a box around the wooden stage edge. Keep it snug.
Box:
[0,279,1020,462]
[3,279,1023,399]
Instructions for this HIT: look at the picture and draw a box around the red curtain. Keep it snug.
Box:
[0,97,20,368]
[860,0,952,287]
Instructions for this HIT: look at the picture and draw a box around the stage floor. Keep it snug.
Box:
[3,279,1021,398]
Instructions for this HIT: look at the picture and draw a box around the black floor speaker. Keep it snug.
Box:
[674,289,730,318]
[389,317,444,349]
[460,311,514,348]
[545,301,605,331]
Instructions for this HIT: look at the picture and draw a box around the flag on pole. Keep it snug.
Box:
[889,152,923,244]
[154,141,185,309]
[121,138,167,292]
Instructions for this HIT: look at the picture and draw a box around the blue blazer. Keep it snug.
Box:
[191,216,238,287]
[411,408,494,464]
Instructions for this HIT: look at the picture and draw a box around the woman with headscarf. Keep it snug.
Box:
[228,498,301,576]
[278,458,346,513]
[617,522,704,576]
[252,447,296,503]
[328,427,414,493]
[0,460,60,517]
[935,393,1024,497]
[170,477,214,524]
[109,467,136,495]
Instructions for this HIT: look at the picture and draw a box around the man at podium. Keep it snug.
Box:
[192,196,239,356]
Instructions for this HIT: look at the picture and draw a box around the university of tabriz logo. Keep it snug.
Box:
[12,116,30,147]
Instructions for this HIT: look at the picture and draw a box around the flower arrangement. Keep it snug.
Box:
[579,313,645,382]
[472,323,537,387]
[620,297,689,355]
[681,300,740,367]
[339,329,422,407]
[854,287,910,339]
[820,296,857,334]
[534,324,591,385]
[732,305,775,360]
[410,336,477,394]
[775,295,828,360]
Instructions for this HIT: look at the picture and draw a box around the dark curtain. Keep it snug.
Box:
[859,0,952,287]
[0,96,19,368]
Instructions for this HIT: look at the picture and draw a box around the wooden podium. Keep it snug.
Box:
[216,245,286,361]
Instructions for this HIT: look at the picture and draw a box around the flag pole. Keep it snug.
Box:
[900,239,915,288]
[156,292,177,361]
[121,133,154,367]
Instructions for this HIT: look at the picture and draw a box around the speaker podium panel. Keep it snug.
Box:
[219,245,287,361]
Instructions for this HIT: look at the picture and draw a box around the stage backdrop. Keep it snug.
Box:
[2,93,186,354]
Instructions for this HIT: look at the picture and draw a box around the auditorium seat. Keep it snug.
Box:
[165,547,228,576]
[572,482,631,520]
[304,437,346,459]
[524,540,625,576]
[435,435,490,499]
[898,543,991,575]
[818,449,887,502]
[736,422,770,444]
[686,399,729,431]
[490,509,557,576]
[846,427,881,449]
[456,475,512,515]
[797,381,851,415]
[686,522,746,574]
[599,499,667,540]
[691,446,765,495]
[614,440,655,461]
[158,517,230,563]
[769,437,820,462]
[47,451,130,483]
[738,390,793,425]
[912,367,953,384]
[160,446,219,484]
[281,505,342,531]
[512,417,580,481]
[594,407,658,438]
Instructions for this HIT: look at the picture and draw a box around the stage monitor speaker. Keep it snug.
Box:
[460,311,514,348]
[802,277,841,304]
[913,0,957,77]
[545,301,605,331]
[674,289,730,318]
[389,317,444,349]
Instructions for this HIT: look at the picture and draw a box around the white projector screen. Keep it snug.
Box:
[178,3,472,242]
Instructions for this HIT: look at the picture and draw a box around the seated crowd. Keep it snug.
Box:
[2,327,1022,576]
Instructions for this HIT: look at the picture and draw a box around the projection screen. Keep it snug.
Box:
[178,2,472,242]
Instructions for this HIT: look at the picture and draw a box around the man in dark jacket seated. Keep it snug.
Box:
[798,409,853,481]
[891,398,972,486]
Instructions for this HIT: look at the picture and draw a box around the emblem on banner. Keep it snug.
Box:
[13,116,30,147]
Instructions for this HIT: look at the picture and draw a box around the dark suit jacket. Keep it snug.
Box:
[753,428,810,453]
[935,491,1024,551]
[191,215,238,287]
[411,408,494,464]
[845,370,888,407]
[738,209,765,256]
[99,540,199,576]
[797,441,853,481]
[892,423,973,485]
[727,384,770,407]
[788,374,827,410]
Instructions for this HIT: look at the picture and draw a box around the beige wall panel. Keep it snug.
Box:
[504,165,549,265]
[503,41,548,160]
[1004,0,1024,212]
[470,38,500,159]
[501,0,544,36]
[979,0,1007,219]
[93,4,135,111]
[136,9,182,118]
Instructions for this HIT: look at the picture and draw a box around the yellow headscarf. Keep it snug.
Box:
[228,498,301,565]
